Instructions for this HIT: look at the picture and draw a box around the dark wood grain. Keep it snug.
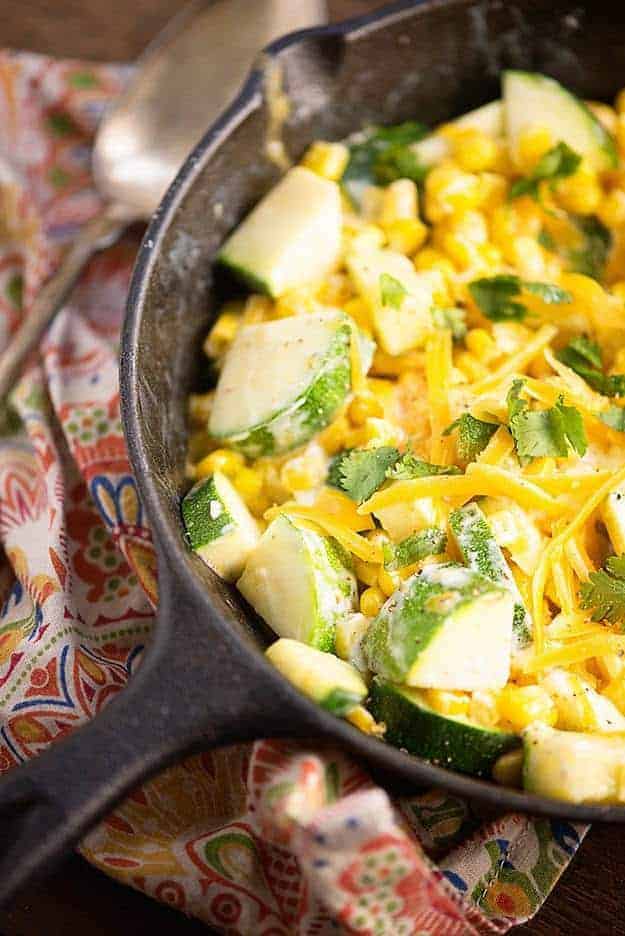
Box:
[0,1,622,934]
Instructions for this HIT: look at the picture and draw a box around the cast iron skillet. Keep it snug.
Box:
[2,0,625,906]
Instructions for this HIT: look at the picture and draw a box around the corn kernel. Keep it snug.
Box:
[611,281,625,304]
[242,294,273,324]
[233,466,263,503]
[424,163,481,222]
[361,186,385,221]
[424,689,470,717]
[347,222,386,253]
[466,327,497,362]
[380,179,418,223]
[188,391,214,426]
[469,690,500,728]
[363,416,404,448]
[203,311,240,357]
[195,448,245,479]
[301,140,349,180]
[594,653,624,683]
[616,88,625,114]
[384,218,428,255]
[516,126,553,173]
[274,287,316,319]
[317,272,353,306]
[599,188,625,228]
[587,101,618,136]
[492,749,524,787]
[498,684,557,730]
[354,558,381,587]
[378,568,399,597]
[511,235,547,279]
[452,128,499,173]
[346,705,386,735]
[455,350,488,381]
[360,586,385,617]
[478,172,509,212]
[413,247,456,279]
[348,393,384,426]
[556,165,602,215]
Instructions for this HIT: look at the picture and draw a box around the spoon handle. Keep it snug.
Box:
[0,204,130,403]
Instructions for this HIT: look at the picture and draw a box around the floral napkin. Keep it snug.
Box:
[0,50,585,934]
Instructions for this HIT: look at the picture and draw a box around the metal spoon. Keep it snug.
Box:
[0,0,326,402]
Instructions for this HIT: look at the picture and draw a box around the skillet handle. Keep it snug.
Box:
[0,555,313,907]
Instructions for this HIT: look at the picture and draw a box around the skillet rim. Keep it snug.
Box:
[121,0,625,822]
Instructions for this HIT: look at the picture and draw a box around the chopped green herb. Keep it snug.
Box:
[431,306,467,341]
[522,281,572,304]
[567,215,612,280]
[386,452,461,481]
[557,337,625,397]
[383,527,448,570]
[336,446,400,503]
[326,449,354,489]
[341,121,428,199]
[509,141,582,201]
[538,228,556,250]
[580,554,625,625]
[380,273,407,310]
[506,379,587,463]
[600,406,625,431]
[443,413,498,462]
[469,275,571,322]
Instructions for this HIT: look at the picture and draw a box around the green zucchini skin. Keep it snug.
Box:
[369,679,520,777]
[449,502,532,650]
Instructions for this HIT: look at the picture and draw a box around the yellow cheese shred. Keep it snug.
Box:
[476,426,514,465]
[263,504,383,563]
[521,632,625,674]
[425,329,453,463]
[349,322,367,395]
[469,324,557,396]
[359,463,561,516]
[531,463,625,655]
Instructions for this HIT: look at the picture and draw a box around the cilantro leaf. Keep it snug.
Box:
[506,380,587,462]
[443,413,498,462]
[567,215,612,281]
[601,406,625,431]
[558,337,625,397]
[469,275,571,322]
[342,121,428,199]
[431,306,467,341]
[326,449,353,489]
[386,452,461,481]
[560,335,603,369]
[522,281,572,304]
[337,446,400,503]
[380,273,407,310]
[468,275,527,322]
[580,554,625,625]
[384,527,448,571]
[509,141,582,201]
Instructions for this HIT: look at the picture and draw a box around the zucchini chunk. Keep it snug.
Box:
[503,71,617,172]
[209,310,354,457]
[218,166,342,296]
[182,471,260,582]
[412,100,503,170]
[450,502,532,650]
[266,638,367,715]
[364,562,513,690]
[541,668,625,733]
[523,722,625,803]
[369,679,519,776]
[237,514,357,652]
[347,247,444,355]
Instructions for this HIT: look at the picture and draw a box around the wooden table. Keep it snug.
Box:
[0,1,622,934]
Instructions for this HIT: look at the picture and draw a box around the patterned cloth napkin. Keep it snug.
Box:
[0,51,586,934]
